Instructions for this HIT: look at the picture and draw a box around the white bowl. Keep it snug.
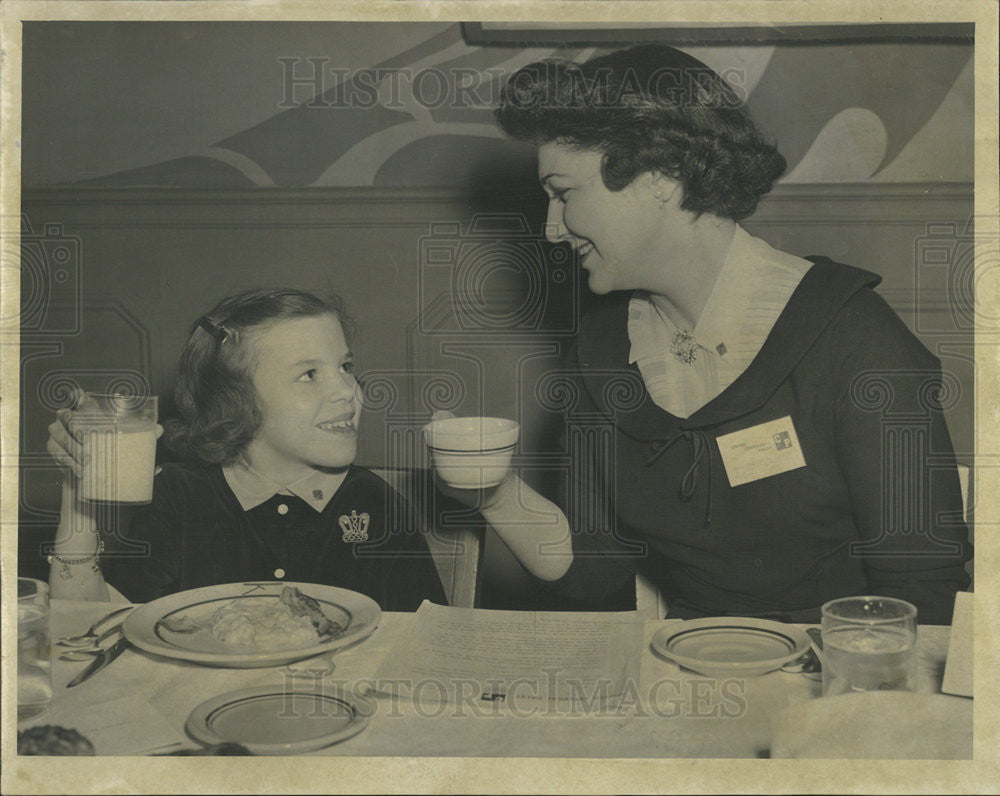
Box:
[423,417,519,489]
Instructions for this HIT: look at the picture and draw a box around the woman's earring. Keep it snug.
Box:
[654,189,667,209]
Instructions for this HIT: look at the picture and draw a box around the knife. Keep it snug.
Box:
[66,637,131,688]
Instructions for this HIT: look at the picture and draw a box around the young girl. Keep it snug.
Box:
[46,288,447,610]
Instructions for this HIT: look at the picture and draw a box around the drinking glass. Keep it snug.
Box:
[73,393,158,503]
[821,596,917,697]
[18,578,53,721]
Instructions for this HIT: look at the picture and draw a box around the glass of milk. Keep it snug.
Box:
[74,393,158,504]
[821,596,918,697]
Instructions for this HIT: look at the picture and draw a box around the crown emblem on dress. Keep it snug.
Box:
[339,510,370,543]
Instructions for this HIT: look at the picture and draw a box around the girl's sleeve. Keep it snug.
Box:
[832,290,972,624]
[371,484,449,611]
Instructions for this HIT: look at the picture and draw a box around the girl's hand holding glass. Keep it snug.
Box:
[47,392,164,495]
[47,403,89,480]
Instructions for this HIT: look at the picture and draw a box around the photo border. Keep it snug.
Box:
[1,2,997,794]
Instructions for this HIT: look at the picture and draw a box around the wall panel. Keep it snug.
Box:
[18,184,975,601]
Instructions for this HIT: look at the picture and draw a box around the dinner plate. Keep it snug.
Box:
[650,617,811,677]
[186,685,373,755]
[122,581,381,668]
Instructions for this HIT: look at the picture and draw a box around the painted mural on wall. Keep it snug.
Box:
[25,23,973,188]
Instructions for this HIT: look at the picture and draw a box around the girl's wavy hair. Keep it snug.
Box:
[165,288,354,466]
[495,45,786,220]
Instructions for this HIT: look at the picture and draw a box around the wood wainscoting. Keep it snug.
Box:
[17,183,975,604]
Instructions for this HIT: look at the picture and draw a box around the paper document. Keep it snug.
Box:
[941,590,973,698]
[372,601,644,707]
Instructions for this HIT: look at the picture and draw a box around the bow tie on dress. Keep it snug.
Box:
[645,428,714,527]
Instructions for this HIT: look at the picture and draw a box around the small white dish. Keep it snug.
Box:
[423,416,519,489]
[185,685,373,755]
[650,617,811,678]
[123,581,381,668]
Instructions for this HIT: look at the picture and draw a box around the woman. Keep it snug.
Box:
[464,44,971,624]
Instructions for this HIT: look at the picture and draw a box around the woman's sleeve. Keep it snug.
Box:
[832,290,972,624]
[103,469,183,603]
[532,358,642,608]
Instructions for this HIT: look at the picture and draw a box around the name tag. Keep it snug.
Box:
[716,416,806,487]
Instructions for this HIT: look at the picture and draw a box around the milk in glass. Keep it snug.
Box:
[75,393,158,504]
[81,424,157,502]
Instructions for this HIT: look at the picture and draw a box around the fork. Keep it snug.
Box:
[780,628,824,674]
[59,648,107,662]
[780,647,821,674]
[58,623,126,660]
[57,607,133,647]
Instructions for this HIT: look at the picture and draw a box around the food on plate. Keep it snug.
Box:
[158,586,344,650]
[17,725,96,756]
[158,613,201,633]
[280,586,342,637]
[209,599,318,649]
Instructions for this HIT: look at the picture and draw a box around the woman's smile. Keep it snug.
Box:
[575,240,596,264]
[538,142,668,296]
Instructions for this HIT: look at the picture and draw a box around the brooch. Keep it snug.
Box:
[670,329,698,365]
[339,510,370,543]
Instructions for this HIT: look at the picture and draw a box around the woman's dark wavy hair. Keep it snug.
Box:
[165,288,353,466]
[495,45,785,220]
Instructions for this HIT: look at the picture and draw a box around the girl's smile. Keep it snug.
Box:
[316,415,357,433]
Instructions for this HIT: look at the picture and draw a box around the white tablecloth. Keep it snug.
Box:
[19,600,961,758]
